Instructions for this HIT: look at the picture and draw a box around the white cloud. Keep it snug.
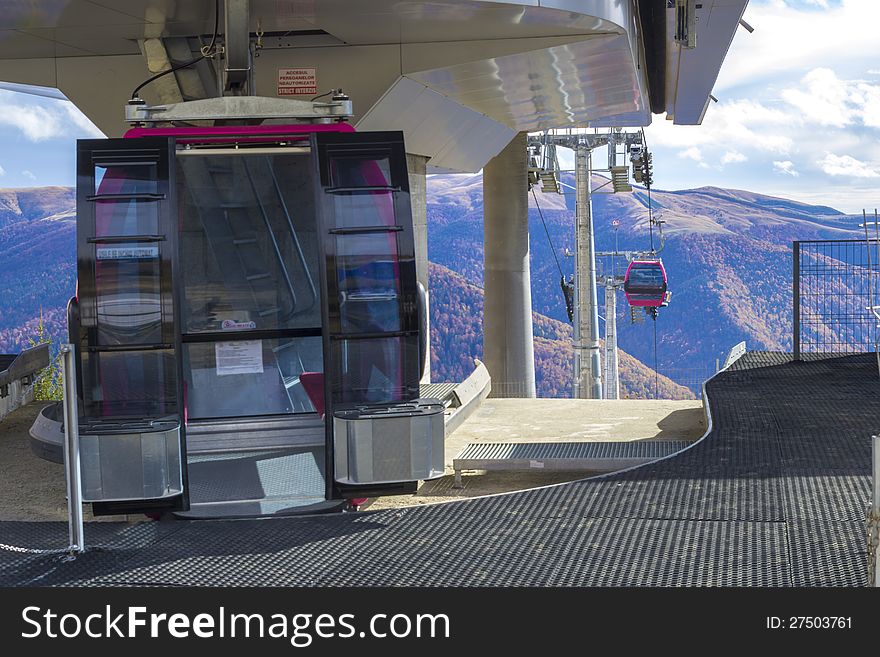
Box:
[62,103,103,138]
[818,153,880,178]
[781,68,855,127]
[853,82,880,127]
[642,5,880,215]
[721,150,747,165]
[0,164,5,176]
[802,0,830,7]
[0,90,104,142]
[678,146,703,162]
[716,0,880,94]
[647,100,794,156]
[0,99,63,141]
[773,160,800,177]
[21,170,36,181]
[779,68,880,128]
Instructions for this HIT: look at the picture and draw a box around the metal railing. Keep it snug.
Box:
[61,344,84,554]
[0,342,49,391]
[721,341,747,370]
[793,240,877,359]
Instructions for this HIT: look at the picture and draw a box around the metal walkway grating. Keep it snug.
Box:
[455,440,690,461]
[0,352,875,586]
[452,440,691,484]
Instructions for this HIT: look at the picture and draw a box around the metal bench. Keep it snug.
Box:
[453,440,691,487]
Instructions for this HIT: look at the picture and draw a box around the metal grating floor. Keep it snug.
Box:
[0,352,875,586]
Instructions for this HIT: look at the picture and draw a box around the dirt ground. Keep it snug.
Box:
[0,402,126,522]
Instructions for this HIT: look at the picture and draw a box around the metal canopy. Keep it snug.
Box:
[0,0,747,171]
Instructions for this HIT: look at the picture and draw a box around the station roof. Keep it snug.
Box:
[0,1,747,171]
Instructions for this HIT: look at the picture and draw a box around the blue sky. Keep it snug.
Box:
[643,0,880,213]
[0,0,877,213]
[0,89,102,187]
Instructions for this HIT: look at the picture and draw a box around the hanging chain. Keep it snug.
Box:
[255,19,264,57]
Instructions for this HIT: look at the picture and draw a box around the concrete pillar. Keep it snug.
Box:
[407,153,431,384]
[483,132,536,398]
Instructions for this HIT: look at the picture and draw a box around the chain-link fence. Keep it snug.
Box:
[793,240,877,358]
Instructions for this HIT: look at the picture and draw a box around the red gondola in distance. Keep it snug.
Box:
[624,259,667,307]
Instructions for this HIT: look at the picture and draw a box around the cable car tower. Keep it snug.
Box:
[528,128,646,400]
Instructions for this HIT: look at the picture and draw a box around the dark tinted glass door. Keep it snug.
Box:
[314,132,420,410]
[76,138,179,419]
[177,151,324,420]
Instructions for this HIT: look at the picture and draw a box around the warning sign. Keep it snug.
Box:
[215,340,264,376]
[277,67,317,96]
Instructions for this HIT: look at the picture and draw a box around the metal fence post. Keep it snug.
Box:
[871,435,880,586]
[793,241,801,361]
[60,344,85,554]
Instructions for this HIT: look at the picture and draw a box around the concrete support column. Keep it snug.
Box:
[482,132,536,398]
[407,153,431,384]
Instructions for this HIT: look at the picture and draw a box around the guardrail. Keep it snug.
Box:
[721,341,747,370]
[0,343,50,420]
[0,342,50,391]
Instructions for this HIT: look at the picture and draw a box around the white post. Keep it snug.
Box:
[604,279,619,399]
[61,344,85,554]
[873,435,880,586]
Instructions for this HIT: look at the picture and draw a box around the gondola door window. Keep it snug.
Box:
[76,138,178,419]
[177,152,324,420]
[315,132,420,408]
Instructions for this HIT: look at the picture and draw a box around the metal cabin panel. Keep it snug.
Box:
[313,131,436,494]
[74,136,186,512]
[333,400,444,485]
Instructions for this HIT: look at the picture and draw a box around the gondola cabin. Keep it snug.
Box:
[66,122,443,518]
[623,260,667,308]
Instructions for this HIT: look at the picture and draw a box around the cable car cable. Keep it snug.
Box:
[531,188,564,279]
[653,316,659,399]
[130,0,220,100]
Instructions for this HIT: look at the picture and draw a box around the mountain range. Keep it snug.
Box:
[427,171,865,391]
[0,174,864,398]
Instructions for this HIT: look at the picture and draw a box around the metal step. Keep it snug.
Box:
[539,171,560,194]
[177,499,340,518]
[611,165,632,192]
[179,447,326,519]
[453,440,690,485]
